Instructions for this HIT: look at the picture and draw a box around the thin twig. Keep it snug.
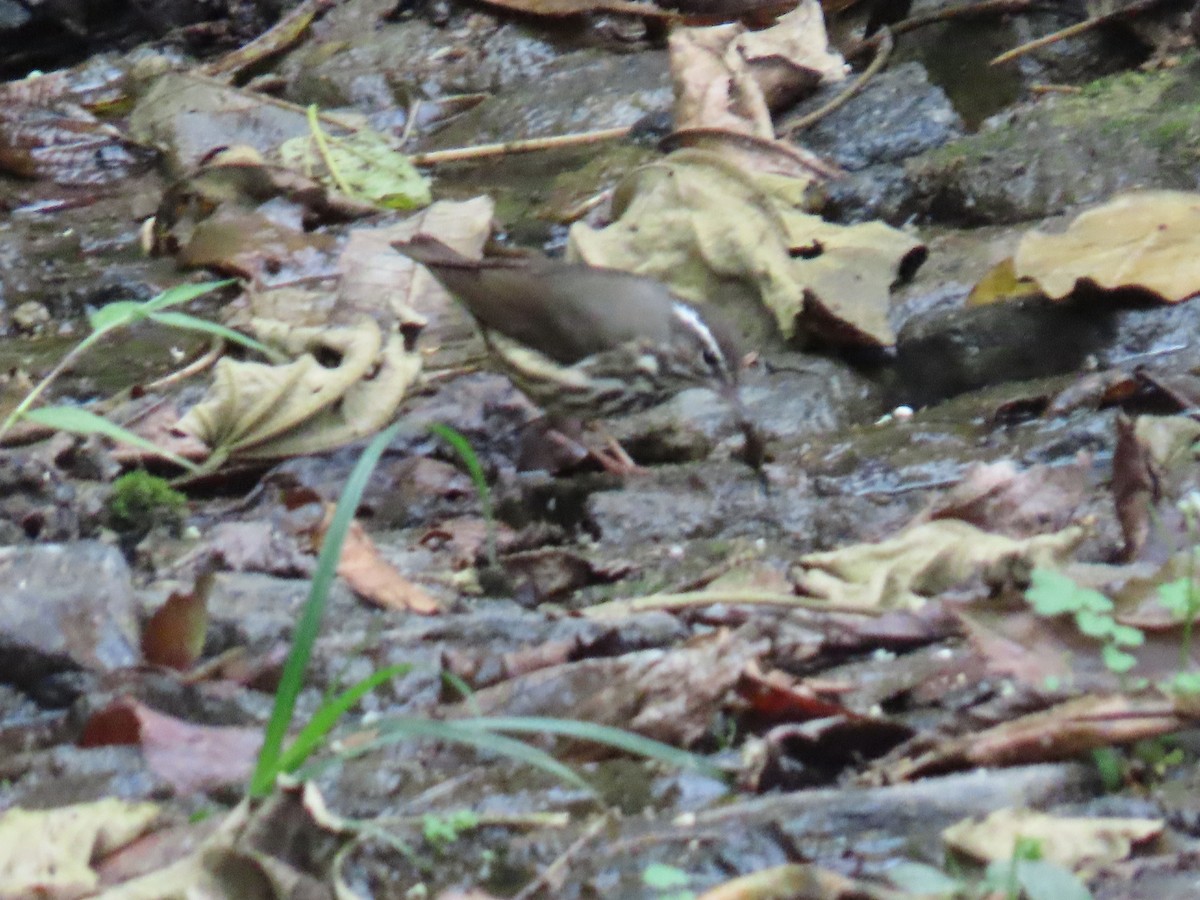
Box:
[200,0,335,81]
[142,336,225,392]
[781,27,894,137]
[408,126,632,166]
[512,812,615,900]
[583,590,886,619]
[991,0,1166,66]
[877,0,1033,44]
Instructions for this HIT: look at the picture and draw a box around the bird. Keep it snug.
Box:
[393,234,764,472]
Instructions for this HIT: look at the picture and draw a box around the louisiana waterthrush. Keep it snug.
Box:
[393,235,764,469]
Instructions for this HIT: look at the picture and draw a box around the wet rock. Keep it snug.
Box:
[795,62,964,224]
[894,295,1113,407]
[894,290,1200,408]
[907,60,1200,225]
[424,50,672,147]
[282,4,570,108]
[129,72,314,175]
[587,763,1100,890]
[0,745,170,809]
[609,355,883,465]
[585,460,803,544]
[0,542,140,693]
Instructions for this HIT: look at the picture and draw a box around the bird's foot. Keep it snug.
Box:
[516,418,645,476]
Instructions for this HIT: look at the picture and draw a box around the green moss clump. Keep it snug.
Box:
[107,471,187,535]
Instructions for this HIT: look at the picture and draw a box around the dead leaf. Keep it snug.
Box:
[794,520,1084,609]
[966,257,1043,306]
[335,196,494,341]
[470,0,676,18]
[944,807,1162,872]
[141,572,212,670]
[79,699,262,796]
[447,629,766,751]
[337,518,441,614]
[176,318,422,460]
[697,864,862,900]
[881,693,1183,781]
[1014,190,1200,302]
[570,149,922,348]
[96,783,352,899]
[917,459,1088,538]
[1113,414,1160,562]
[0,799,160,900]
[669,2,844,138]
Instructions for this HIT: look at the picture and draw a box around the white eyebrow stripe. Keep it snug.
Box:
[671,301,728,375]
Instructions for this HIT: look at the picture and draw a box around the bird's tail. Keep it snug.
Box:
[391,234,481,269]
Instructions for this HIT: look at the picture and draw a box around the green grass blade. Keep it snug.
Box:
[428,423,496,567]
[456,716,727,781]
[147,311,287,362]
[88,281,234,333]
[249,422,402,797]
[273,664,413,776]
[291,716,591,791]
[23,406,201,472]
[143,280,236,312]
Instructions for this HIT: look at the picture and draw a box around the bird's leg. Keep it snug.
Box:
[588,426,647,476]
[516,417,645,475]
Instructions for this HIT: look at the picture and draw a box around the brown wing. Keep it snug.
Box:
[395,236,682,365]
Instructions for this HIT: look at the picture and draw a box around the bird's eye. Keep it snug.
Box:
[702,349,721,371]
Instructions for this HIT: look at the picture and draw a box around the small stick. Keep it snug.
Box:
[990,0,1166,66]
[512,812,615,900]
[142,336,225,392]
[781,27,894,137]
[583,589,886,618]
[408,126,633,166]
[200,0,336,81]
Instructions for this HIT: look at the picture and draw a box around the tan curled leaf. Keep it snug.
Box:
[794,520,1085,609]
[944,807,1162,871]
[1015,190,1200,302]
[569,149,921,348]
[0,799,160,899]
[177,319,421,459]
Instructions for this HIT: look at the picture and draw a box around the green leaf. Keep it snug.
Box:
[643,863,692,890]
[143,280,236,312]
[88,281,233,333]
[1026,569,1111,616]
[1157,578,1198,618]
[1014,859,1093,900]
[429,423,496,568]
[1075,610,1116,639]
[22,406,200,472]
[1102,644,1138,674]
[147,311,285,361]
[283,110,430,209]
[885,861,962,895]
[1109,623,1145,647]
[88,300,150,333]
[1165,671,1200,694]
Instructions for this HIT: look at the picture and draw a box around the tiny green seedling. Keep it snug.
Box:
[642,863,696,900]
[421,811,479,851]
[1025,568,1144,676]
